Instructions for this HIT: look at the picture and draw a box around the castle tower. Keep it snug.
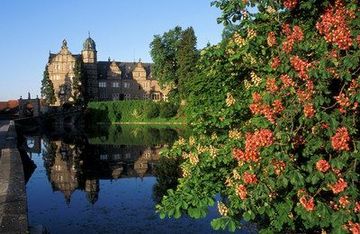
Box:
[81,34,98,100]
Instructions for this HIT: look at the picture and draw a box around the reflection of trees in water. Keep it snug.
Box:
[42,138,57,180]
[88,125,182,146]
[152,156,181,203]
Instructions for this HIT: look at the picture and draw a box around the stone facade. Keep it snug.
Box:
[47,37,169,106]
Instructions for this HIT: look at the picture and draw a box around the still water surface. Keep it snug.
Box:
[22,125,250,233]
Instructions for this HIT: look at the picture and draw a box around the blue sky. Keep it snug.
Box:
[0,0,223,100]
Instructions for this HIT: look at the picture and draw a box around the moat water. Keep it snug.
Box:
[19,124,251,233]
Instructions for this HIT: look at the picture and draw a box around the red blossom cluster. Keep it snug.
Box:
[332,168,342,177]
[316,159,330,173]
[303,103,315,118]
[267,32,277,47]
[349,79,359,96]
[290,56,311,80]
[354,202,360,213]
[242,171,258,184]
[271,57,281,69]
[282,25,304,53]
[280,74,296,88]
[282,69,316,121]
[249,92,285,123]
[316,0,353,50]
[330,201,340,210]
[299,196,315,211]
[322,123,329,129]
[339,196,350,208]
[331,127,350,151]
[329,49,339,59]
[296,81,315,108]
[266,77,279,93]
[272,100,284,113]
[283,0,297,10]
[272,159,286,175]
[335,93,350,113]
[327,67,340,79]
[282,24,291,35]
[232,129,274,163]
[296,89,313,103]
[236,184,247,200]
[346,221,360,234]
[329,178,348,194]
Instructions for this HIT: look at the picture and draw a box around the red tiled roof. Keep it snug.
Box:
[0,102,7,111]
[7,100,19,109]
[0,100,19,111]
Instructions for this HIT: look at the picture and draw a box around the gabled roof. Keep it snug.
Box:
[97,61,153,80]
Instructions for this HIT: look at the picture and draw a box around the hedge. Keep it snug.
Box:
[86,100,183,123]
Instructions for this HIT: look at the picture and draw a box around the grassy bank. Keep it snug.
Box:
[86,100,186,124]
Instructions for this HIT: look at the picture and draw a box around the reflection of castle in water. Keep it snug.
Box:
[43,140,162,205]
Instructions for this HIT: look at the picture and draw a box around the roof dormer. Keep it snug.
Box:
[107,60,122,78]
[132,59,146,80]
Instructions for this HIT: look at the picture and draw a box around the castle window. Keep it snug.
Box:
[100,154,108,161]
[151,92,161,100]
[112,82,119,88]
[99,82,107,88]
[124,82,130,89]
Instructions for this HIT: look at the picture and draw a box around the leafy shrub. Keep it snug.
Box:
[145,102,160,118]
[159,102,178,118]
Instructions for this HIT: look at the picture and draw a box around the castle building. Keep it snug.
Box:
[47,36,169,106]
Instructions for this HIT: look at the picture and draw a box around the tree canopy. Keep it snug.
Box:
[41,65,56,105]
[150,26,199,102]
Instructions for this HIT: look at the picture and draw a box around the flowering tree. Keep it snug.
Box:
[156,0,360,233]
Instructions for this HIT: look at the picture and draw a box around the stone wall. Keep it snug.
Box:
[0,121,28,233]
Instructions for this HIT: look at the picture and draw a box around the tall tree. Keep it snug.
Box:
[150,26,199,102]
[150,26,182,86]
[41,65,56,105]
[176,27,199,99]
[72,60,84,104]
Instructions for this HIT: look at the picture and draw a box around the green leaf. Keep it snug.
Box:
[243,210,252,221]
[211,218,222,230]
[228,220,237,232]
[174,208,181,219]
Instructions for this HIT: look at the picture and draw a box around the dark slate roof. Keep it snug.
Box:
[97,61,153,80]
[83,37,96,51]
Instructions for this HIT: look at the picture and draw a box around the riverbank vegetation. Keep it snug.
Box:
[86,100,185,124]
[156,0,360,233]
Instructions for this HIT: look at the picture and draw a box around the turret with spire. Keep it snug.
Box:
[82,32,97,64]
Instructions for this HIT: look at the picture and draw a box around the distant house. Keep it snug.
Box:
[47,37,169,106]
[0,100,19,113]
